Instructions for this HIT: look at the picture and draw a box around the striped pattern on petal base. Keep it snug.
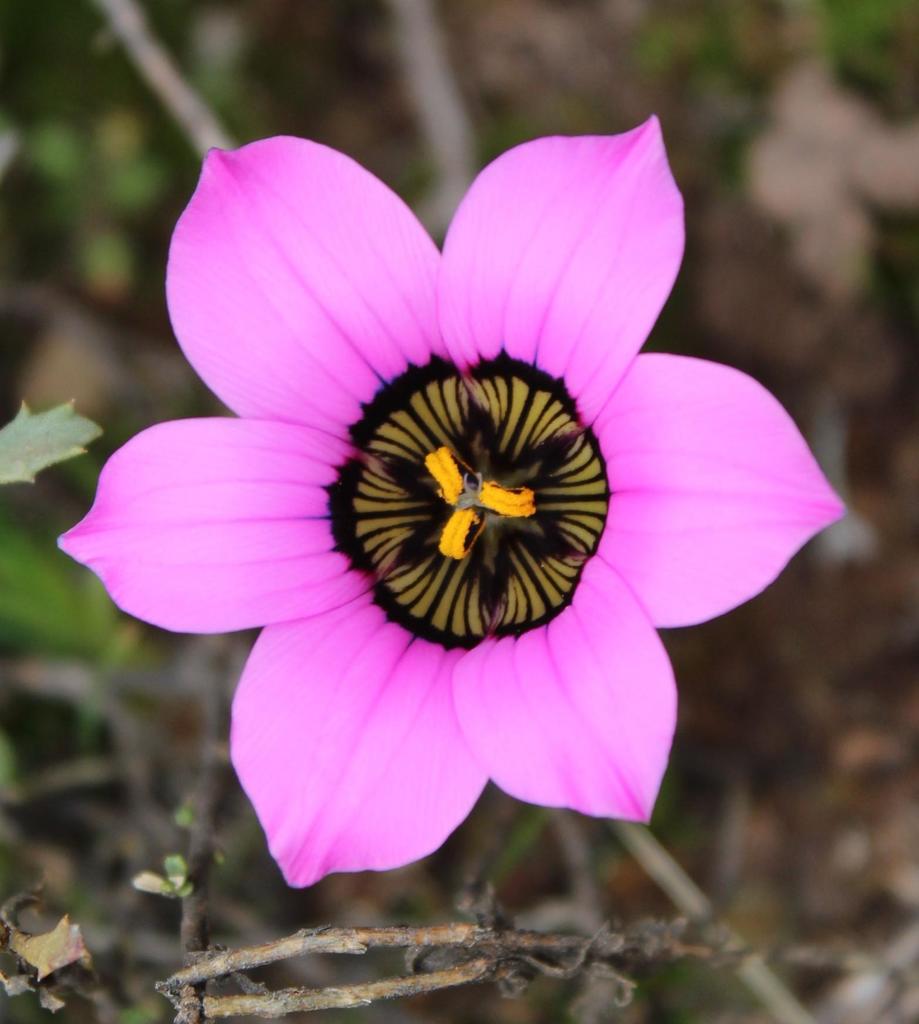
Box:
[329,356,609,648]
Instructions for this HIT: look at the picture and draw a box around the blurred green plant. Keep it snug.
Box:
[0,727,17,787]
[118,1003,163,1024]
[0,515,119,660]
[821,0,918,99]
[635,1,780,94]
[875,213,919,327]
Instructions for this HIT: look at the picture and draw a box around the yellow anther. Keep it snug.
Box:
[479,480,536,518]
[425,446,463,505]
[439,508,482,559]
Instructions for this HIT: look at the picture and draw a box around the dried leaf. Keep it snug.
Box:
[0,402,101,485]
[0,970,34,996]
[38,987,67,1013]
[9,915,92,980]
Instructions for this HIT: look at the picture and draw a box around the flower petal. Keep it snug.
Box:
[452,559,676,821]
[231,598,488,886]
[438,118,684,421]
[59,418,367,632]
[167,137,443,434]
[595,354,845,627]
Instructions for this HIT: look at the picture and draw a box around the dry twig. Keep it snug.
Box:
[156,917,699,1017]
[90,0,233,155]
[201,960,494,1019]
[386,0,475,232]
[158,913,901,1019]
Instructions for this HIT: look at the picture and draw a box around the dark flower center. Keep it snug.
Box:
[328,355,609,649]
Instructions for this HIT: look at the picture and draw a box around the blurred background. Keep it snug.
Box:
[0,1,917,1021]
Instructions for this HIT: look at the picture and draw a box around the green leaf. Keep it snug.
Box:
[0,402,101,485]
[133,856,194,899]
[163,853,189,889]
[131,871,173,897]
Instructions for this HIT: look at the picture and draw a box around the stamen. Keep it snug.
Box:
[439,508,482,559]
[426,447,537,558]
[425,446,463,505]
[479,480,536,518]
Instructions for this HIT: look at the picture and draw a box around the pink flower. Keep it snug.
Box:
[60,119,843,886]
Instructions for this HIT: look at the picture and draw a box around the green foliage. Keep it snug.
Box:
[23,112,169,299]
[636,1,780,94]
[0,516,119,659]
[874,213,919,339]
[820,0,918,97]
[119,1003,163,1024]
[0,403,101,485]
[0,727,18,787]
[29,121,82,184]
[78,229,135,299]
[173,801,196,829]
[491,806,550,883]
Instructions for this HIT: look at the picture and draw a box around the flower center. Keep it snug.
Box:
[328,355,609,649]
[424,446,535,558]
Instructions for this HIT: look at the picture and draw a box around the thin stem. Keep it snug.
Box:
[179,679,224,956]
[385,0,475,232]
[175,658,227,1024]
[612,821,817,1024]
[89,0,233,155]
